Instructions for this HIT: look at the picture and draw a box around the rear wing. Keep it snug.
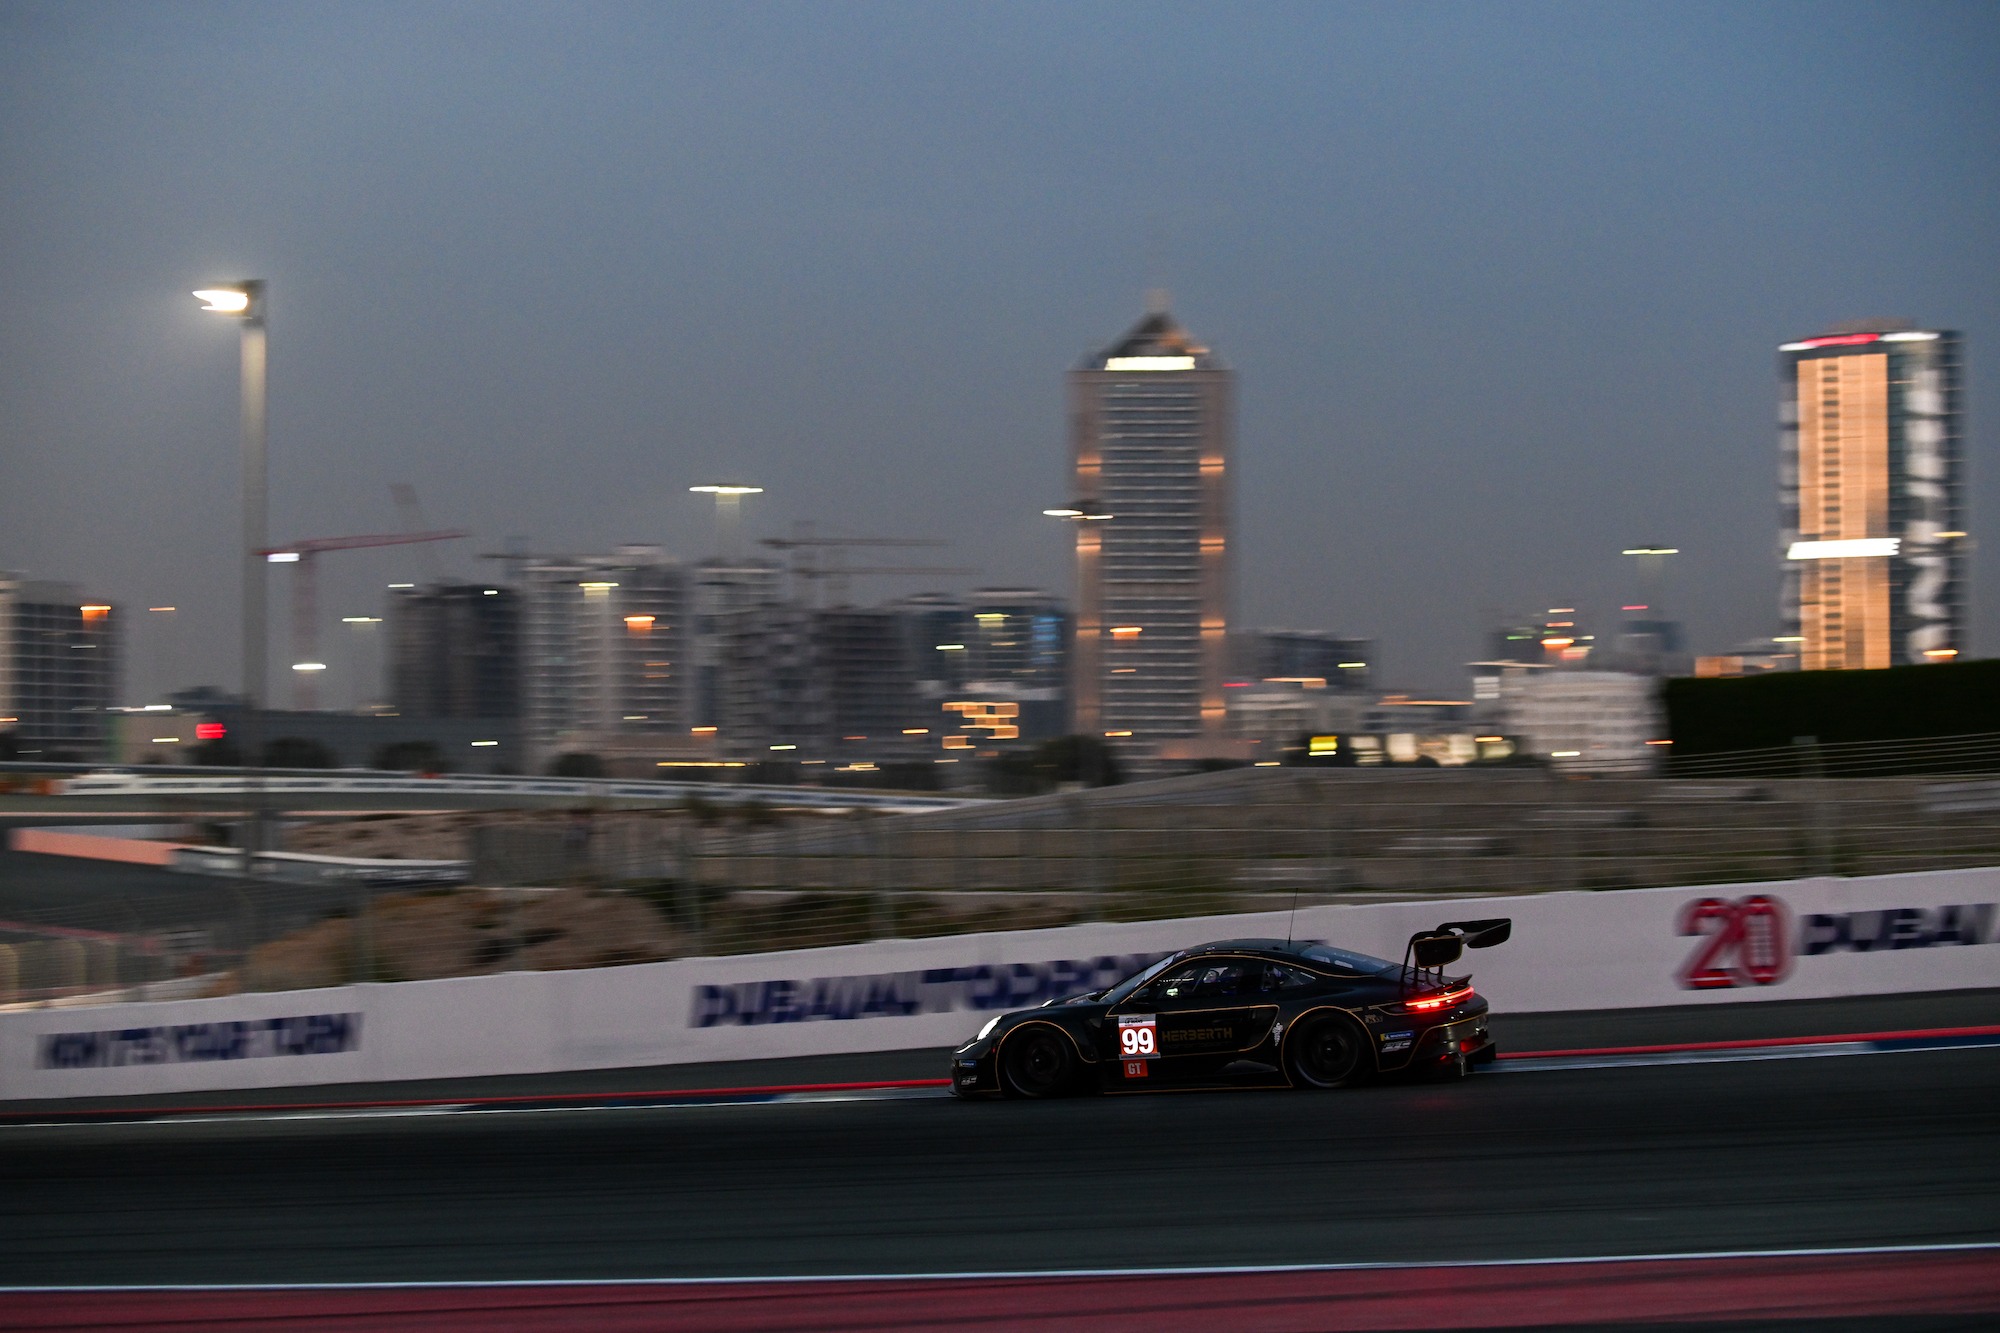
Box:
[1401,918,1512,987]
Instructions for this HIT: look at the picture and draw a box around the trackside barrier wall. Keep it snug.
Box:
[4,867,1997,1101]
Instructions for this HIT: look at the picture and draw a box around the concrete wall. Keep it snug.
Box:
[4,866,1995,1102]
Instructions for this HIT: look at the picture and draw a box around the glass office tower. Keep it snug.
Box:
[1068,303,1232,758]
[1779,323,1964,670]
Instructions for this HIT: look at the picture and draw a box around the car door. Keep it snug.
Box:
[1110,957,1279,1085]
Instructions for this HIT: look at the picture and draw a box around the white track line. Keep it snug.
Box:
[7,1240,1999,1293]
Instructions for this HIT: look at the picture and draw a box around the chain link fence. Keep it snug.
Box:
[7,737,2000,1007]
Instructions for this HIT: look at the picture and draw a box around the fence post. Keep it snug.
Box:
[1795,735,1834,876]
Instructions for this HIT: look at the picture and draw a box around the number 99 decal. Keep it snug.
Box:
[1677,895,1793,989]
[1117,1015,1158,1059]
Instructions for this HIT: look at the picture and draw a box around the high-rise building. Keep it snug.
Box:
[389,583,522,721]
[521,548,690,768]
[688,558,783,729]
[1241,629,1373,693]
[0,577,119,760]
[1780,322,1965,670]
[1069,300,1232,761]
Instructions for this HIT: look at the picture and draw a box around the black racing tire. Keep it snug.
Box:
[999,1025,1076,1099]
[1285,1012,1369,1089]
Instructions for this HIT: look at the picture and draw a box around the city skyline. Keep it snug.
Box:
[3,4,1995,703]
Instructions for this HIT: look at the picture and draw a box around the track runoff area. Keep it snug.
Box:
[4,1010,1998,1330]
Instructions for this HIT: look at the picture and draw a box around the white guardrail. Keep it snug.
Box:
[3,866,1996,1101]
[53,771,987,815]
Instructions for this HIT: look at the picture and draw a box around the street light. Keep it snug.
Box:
[195,278,267,870]
[691,484,763,560]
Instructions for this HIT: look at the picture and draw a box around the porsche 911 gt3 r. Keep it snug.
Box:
[949,920,1510,1098]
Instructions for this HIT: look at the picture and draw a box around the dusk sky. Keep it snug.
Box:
[3,1,1996,703]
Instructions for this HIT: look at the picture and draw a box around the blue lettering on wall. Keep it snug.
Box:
[36,1013,362,1070]
[1799,904,1995,955]
[690,953,1170,1028]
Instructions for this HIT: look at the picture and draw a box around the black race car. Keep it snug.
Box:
[949,919,1510,1098]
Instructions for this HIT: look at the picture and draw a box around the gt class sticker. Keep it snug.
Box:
[1118,1014,1158,1076]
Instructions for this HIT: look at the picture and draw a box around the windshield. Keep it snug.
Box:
[1301,944,1400,977]
[1101,952,1185,1006]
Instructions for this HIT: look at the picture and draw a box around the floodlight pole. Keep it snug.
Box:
[197,280,269,877]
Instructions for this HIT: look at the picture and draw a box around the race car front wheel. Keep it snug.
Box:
[1000,1026,1075,1098]
[1286,1013,1367,1089]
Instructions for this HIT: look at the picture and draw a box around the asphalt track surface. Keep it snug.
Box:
[3,1032,1996,1293]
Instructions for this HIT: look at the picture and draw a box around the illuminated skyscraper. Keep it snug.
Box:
[1779,322,1964,670]
[1069,301,1231,758]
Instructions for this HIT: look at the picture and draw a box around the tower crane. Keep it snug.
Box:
[263,530,466,709]
[758,531,973,606]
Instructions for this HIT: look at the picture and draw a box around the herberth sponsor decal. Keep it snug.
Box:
[692,953,1169,1028]
[1676,894,1996,990]
[37,1013,362,1069]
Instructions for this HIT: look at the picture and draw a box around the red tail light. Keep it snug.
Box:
[1399,986,1474,1013]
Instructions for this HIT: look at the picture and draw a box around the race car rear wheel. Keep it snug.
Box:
[1285,1013,1367,1089]
[999,1026,1075,1098]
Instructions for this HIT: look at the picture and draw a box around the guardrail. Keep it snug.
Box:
[49,770,986,815]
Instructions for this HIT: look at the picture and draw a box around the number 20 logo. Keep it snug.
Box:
[1677,895,1793,990]
[1118,1016,1158,1058]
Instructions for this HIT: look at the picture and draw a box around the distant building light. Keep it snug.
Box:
[691,726,718,734]
[624,614,656,629]
[1104,355,1196,372]
[903,728,929,735]
[389,583,415,590]
[935,643,965,651]
[622,714,647,721]
[140,704,172,712]
[1620,547,1679,556]
[151,737,180,744]
[1646,739,1673,746]
[1773,636,1806,643]
[770,744,796,751]
[579,581,619,590]
[658,760,749,768]
[267,551,300,563]
[1104,730,1133,737]
[1622,605,1648,612]
[1787,538,1900,560]
[1254,761,1281,767]
[690,485,764,496]
[1924,648,1959,658]
[1935,531,1967,539]
[1042,507,1083,518]
[483,589,499,596]
[292,662,327,672]
[1337,661,1366,669]
[1549,608,1575,614]
[1474,735,1503,743]
[471,740,498,747]
[1779,333,1881,351]
[342,616,382,624]
[1109,626,1143,638]
[148,606,176,612]
[1551,750,1582,758]
[974,613,1006,621]
[1541,637,1574,649]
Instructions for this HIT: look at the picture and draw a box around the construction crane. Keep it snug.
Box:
[757,532,973,606]
[263,530,466,709]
